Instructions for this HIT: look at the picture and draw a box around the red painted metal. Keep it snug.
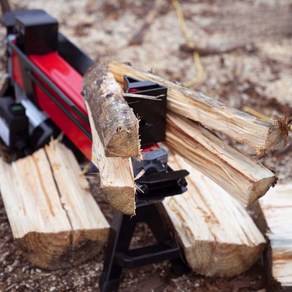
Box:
[30,53,87,114]
[12,51,25,90]
[142,143,160,152]
[29,52,92,159]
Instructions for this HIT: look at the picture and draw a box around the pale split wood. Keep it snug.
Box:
[259,184,292,288]
[0,142,110,270]
[163,154,266,277]
[166,112,276,206]
[85,101,136,215]
[82,63,140,158]
[108,61,288,154]
[45,142,109,247]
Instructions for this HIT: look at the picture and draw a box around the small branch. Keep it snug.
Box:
[128,0,163,46]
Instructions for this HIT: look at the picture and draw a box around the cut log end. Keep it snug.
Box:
[102,186,136,215]
[184,242,265,277]
[249,176,277,206]
[17,229,109,270]
[261,117,290,154]
[105,127,140,158]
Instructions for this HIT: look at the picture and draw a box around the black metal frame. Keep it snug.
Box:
[100,201,189,292]
[124,76,167,146]
[100,165,189,291]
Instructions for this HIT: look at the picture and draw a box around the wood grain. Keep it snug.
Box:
[164,154,266,277]
[166,112,276,206]
[83,63,140,158]
[259,184,292,289]
[85,101,136,215]
[0,141,109,270]
[109,61,288,154]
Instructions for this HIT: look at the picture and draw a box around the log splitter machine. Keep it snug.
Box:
[0,9,189,291]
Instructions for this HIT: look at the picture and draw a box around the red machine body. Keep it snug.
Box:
[12,50,92,159]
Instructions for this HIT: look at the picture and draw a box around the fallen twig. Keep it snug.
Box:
[128,0,163,46]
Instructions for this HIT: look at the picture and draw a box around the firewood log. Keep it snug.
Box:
[85,102,136,215]
[259,184,292,289]
[82,64,137,215]
[166,112,276,206]
[0,141,109,270]
[163,154,266,277]
[82,63,140,158]
[109,61,288,154]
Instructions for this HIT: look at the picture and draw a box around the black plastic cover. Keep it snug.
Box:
[124,76,167,145]
[0,96,29,149]
[15,9,58,54]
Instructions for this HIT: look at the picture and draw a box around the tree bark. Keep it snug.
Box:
[163,154,266,277]
[109,61,289,155]
[166,112,276,206]
[0,141,109,270]
[83,63,140,158]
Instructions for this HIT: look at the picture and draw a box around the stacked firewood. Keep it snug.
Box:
[81,61,289,280]
[107,62,290,280]
[0,62,289,285]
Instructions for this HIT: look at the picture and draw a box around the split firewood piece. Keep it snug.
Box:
[163,154,266,277]
[0,141,109,270]
[259,184,292,289]
[166,112,276,206]
[109,61,288,154]
[83,63,140,158]
[85,101,136,215]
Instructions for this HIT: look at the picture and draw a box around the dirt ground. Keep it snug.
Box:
[0,0,292,291]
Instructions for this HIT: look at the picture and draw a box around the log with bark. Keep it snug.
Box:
[82,63,140,158]
[165,112,276,206]
[259,184,292,289]
[163,154,266,277]
[109,61,289,154]
[0,141,110,270]
[83,64,138,215]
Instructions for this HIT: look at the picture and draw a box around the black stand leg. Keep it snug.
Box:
[99,202,187,292]
[99,210,136,292]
